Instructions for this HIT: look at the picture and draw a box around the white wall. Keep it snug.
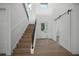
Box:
[51,3,72,40]
[0,4,11,55]
[71,4,79,54]
[25,3,36,24]
[11,3,29,52]
[52,3,72,52]
[0,3,29,55]
[51,3,79,54]
[51,4,73,52]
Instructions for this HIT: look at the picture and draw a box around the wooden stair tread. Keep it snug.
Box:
[22,35,32,37]
[23,33,32,35]
[12,53,31,56]
[12,24,34,56]
[13,49,30,54]
[19,39,32,42]
[17,43,31,48]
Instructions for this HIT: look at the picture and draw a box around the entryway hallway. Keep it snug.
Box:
[12,24,72,56]
[0,3,79,56]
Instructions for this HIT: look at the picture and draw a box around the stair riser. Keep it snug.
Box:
[17,43,31,48]
[25,30,33,32]
[23,33,32,35]
[13,50,30,54]
[25,31,33,33]
[22,36,32,39]
[13,53,30,55]
[19,40,32,42]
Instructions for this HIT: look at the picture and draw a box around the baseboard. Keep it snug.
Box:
[71,51,79,54]
[0,49,5,54]
[37,38,52,40]
[51,37,57,41]
[0,53,6,56]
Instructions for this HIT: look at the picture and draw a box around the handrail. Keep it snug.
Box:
[32,20,37,49]
[23,3,29,21]
[54,9,72,21]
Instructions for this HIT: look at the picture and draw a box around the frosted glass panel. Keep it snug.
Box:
[40,3,48,10]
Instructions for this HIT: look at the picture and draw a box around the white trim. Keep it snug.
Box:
[30,48,34,54]
[0,49,5,54]
[11,19,28,31]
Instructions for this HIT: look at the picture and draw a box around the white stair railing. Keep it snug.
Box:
[31,20,37,54]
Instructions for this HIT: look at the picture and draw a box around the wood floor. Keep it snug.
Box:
[32,39,73,56]
[12,38,73,56]
[34,39,79,56]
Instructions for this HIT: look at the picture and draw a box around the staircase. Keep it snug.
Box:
[12,24,34,56]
